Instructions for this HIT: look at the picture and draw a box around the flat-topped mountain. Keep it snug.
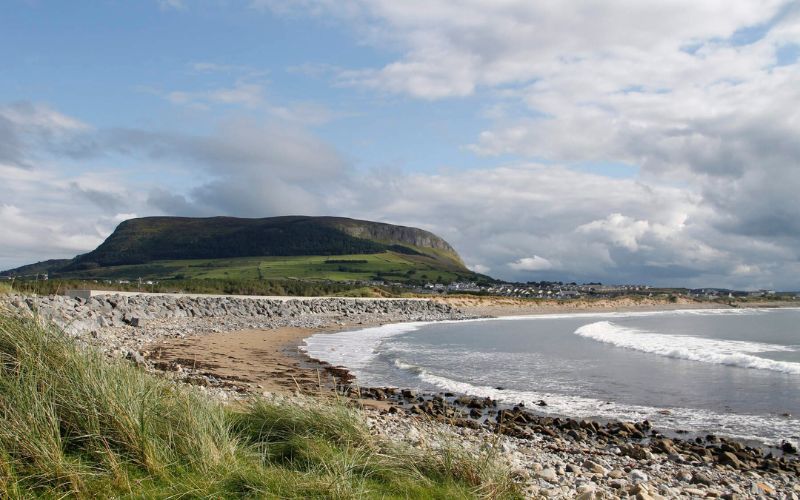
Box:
[3,216,479,284]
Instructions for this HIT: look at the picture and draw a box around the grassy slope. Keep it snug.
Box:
[0,312,520,498]
[51,250,481,284]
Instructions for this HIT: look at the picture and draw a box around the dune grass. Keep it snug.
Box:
[0,312,520,499]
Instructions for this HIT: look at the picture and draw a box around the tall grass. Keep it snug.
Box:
[0,311,520,498]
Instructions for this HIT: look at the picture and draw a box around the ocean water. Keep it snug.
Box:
[302,308,800,447]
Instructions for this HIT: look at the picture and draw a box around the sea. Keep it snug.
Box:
[302,307,800,448]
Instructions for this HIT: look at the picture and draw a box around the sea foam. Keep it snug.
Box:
[409,369,800,445]
[301,309,800,444]
[301,322,425,376]
[574,321,800,375]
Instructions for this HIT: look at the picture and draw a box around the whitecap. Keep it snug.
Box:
[415,371,800,445]
[574,321,800,375]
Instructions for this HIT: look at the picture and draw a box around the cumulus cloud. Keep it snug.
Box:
[509,256,554,272]
[328,163,749,286]
[0,102,88,168]
[468,263,490,275]
[0,164,136,268]
[251,0,800,288]
[262,1,788,96]
[2,93,798,289]
[577,214,652,253]
[0,101,352,272]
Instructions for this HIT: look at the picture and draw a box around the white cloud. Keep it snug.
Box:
[468,263,490,274]
[0,102,90,168]
[167,82,265,109]
[2,99,799,290]
[1,102,87,132]
[577,214,652,253]
[159,77,337,125]
[266,0,788,97]
[0,165,137,268]
[251,0,800,289]
[509,256,554,272]
[157,0,184,10]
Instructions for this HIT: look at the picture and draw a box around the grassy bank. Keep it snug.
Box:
[6,251,483,286]
[0,312,519,499]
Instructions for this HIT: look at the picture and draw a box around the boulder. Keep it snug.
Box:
[717,451,743,468]
[690,472,713,486]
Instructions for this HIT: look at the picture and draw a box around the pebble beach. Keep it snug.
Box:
[2,291,798,499]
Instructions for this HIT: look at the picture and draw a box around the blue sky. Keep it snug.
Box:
[1,1,799,289]
[1,2,493,173]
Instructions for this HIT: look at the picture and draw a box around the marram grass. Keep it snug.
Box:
[0,312,521,498]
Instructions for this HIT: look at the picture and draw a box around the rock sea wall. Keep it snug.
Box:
[0,293,468,356]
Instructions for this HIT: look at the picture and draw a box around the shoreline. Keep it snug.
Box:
[148,301,800,449]
[4,293,799,497]
[295,304,800,447]
[141,299,736,396]
[151,299,800,497]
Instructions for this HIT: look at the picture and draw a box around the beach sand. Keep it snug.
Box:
[110,296,800,495]
[146,296,724,397]
[149,326,337,394]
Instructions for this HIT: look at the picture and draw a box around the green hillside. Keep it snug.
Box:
[2,216,483,284]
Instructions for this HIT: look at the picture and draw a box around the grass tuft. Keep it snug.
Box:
[0,312,521,498]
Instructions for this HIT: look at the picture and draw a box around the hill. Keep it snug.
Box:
[2,216,484,284]
[0,259,72,278]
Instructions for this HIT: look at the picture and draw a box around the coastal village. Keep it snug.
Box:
[3,272,791,302]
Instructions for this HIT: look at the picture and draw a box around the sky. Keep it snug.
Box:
[1,0,799,289]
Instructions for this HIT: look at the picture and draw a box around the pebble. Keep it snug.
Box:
[608,469,624,479]
[629,469,648,483]
[4,292,799,500]
[536,468,558,483]
[584,460,608,475]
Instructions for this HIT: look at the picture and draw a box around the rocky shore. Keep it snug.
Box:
[356,388,799,498]
[364,402,800,499]
[0,292,468,357]
[2,292,798,498]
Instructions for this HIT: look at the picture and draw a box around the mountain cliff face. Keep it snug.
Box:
[329,218,462,262]
[52,216,466,271]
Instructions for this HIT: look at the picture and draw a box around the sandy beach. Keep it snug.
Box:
[6,292,798,497]
[141,296,800,498]
[148,296,732,393]
[145,295,788,399]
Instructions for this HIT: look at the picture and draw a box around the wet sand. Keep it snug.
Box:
[148,326,338,394]
[145,297,739,397]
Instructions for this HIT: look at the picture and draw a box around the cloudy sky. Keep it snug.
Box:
[2,1,799,289]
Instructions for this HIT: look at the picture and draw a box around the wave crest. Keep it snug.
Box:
[574,321,800,375]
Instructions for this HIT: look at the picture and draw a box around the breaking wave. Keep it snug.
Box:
[574,321,800,375]
[301,309,800,445]
[301,322,426,377]
[411,371,800,445]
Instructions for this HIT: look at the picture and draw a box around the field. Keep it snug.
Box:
[49,251,479,284]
